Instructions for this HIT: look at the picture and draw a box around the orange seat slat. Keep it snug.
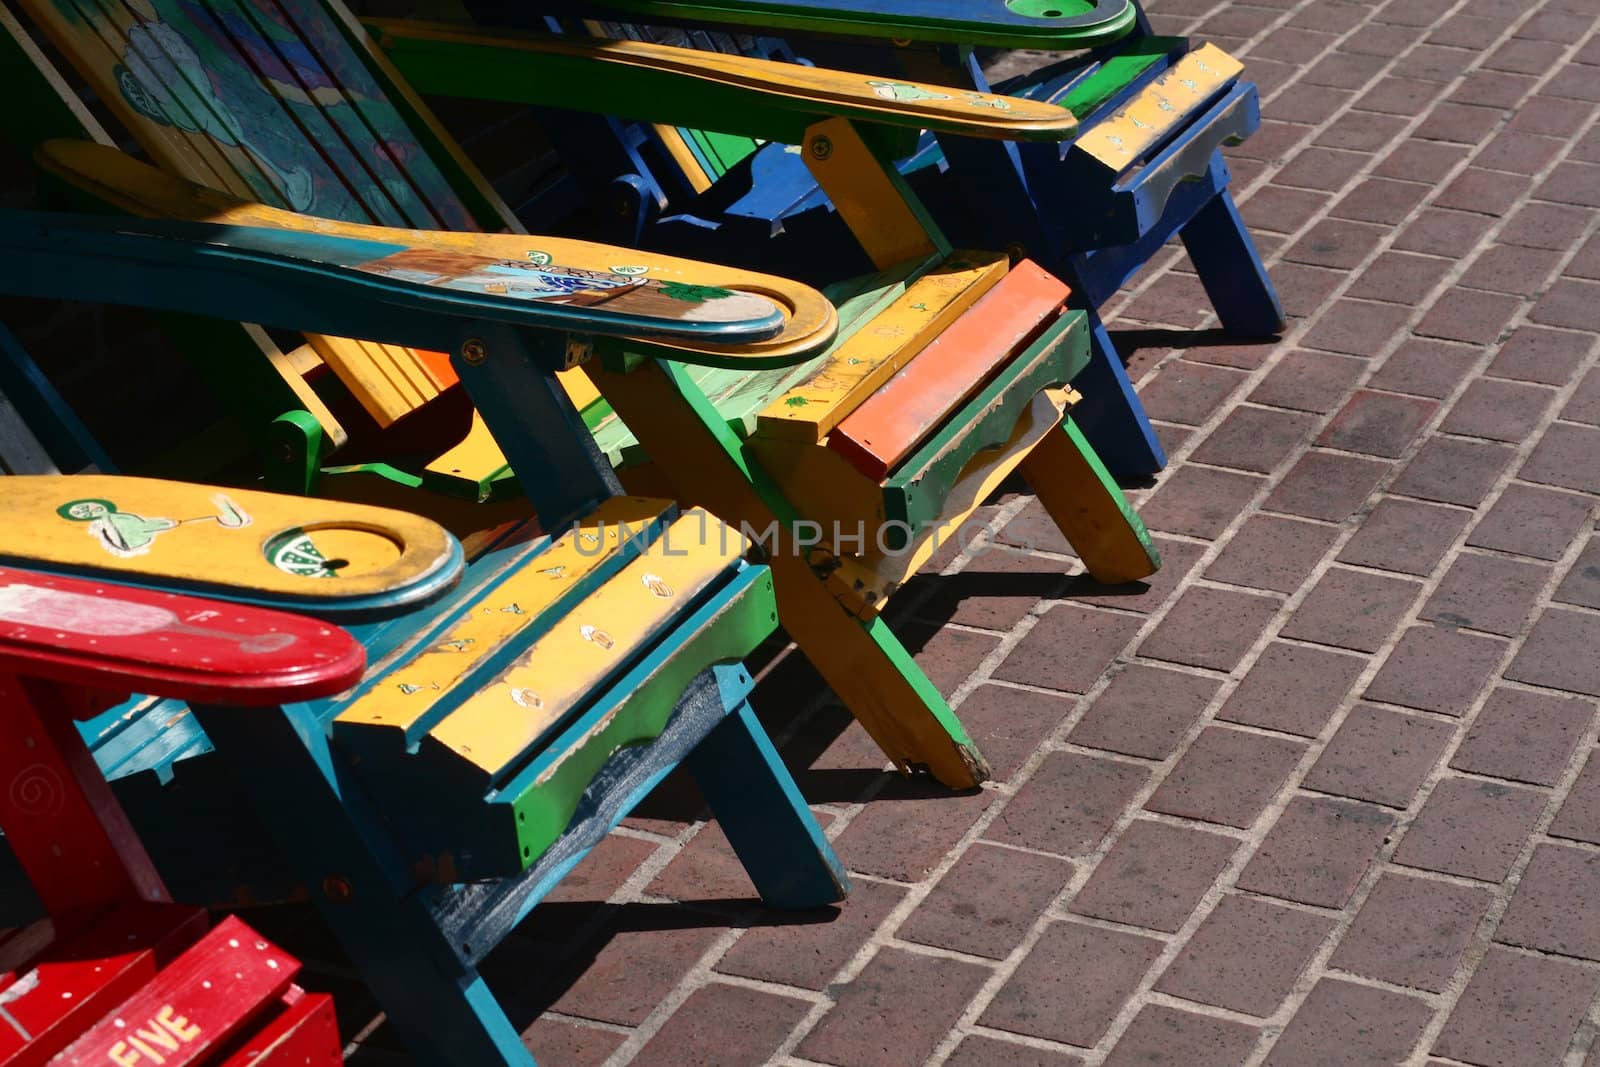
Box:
[827,260,1071,482]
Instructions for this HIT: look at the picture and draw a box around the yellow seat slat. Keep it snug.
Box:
[754,252,1008,444]
[422,411,513,490]
[428,511,744,775]
[335,496,674,735]
[1074,44,1243,175]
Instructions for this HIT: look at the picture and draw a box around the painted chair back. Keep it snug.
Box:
[0,0,597,503]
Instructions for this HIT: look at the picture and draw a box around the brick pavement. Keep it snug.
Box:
[334,0,1600,1061]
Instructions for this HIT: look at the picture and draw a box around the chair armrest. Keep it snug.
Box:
[25,141,838,370]
[0,567,365,706]
[0,473,465,619]
[546,0,1138,49]
[362,19,1079,144]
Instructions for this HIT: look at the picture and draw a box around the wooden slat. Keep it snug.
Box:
[755,252,1006,443]
[828,260,1069,481]
[0,900,207,1066]
[800,115,941,271]
[333,496,673,741]
[426,512,744,777]
[39,139,839,368]
[52,916,297,1067]
[276,0,480,228]
[369,18,1080,141]
[0,568,368,706]
[214,986,341,1066]
[1071,44,1243,176]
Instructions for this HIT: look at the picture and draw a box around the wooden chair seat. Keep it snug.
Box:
[333,502,769,880]
[595,252,1089,616]
[1022,43,1253,248]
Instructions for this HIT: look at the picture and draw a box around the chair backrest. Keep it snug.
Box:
[576,18,786,190]
[1,0,596,435]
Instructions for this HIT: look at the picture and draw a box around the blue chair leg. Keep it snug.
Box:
[1180,188,1286,337]
[193,704,533,1067]
[1065,309,1168,478]
[683,689,850,910]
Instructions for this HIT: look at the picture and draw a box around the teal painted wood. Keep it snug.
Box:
[684,697,850,908]
[0,210,791,351]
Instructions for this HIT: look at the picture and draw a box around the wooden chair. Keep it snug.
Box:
[0,566,353,1067]
[444,0,1285,476]
[0,205,849,1063]
[2,0,1158,790]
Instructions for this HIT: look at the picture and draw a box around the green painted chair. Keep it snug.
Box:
[2,0,1158,791]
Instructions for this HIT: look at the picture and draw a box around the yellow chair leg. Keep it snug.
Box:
[1020,417,1162,585]
[589,357,989,789]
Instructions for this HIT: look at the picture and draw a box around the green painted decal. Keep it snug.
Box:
[264,528,340,578]
[58,494,251,559]
[866,80,951,103]
[658,281,734,303]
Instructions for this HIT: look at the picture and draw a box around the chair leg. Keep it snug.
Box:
[685,697,851,909]
[1019,416,1162,585]
[769,550,993,789]
[586,358,992,791]
[192,705,534,1067]
[1068,312,1168,478]
[1180,188,1286,337]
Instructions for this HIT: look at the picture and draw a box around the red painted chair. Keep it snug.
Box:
[0,567,360,1066]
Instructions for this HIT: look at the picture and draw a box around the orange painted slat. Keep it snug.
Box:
[826,260,1070,481]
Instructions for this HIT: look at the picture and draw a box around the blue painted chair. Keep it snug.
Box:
[0,201,850,1065]
[439,2,1285,476]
